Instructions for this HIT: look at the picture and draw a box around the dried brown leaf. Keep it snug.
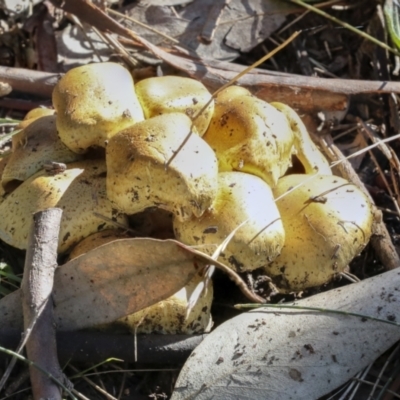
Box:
[0,238,205,330]
[123,0,290,60]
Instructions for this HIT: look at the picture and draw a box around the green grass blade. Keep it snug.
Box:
[0,119,21,125]
[384,0,400,50]
[0,346,77,399]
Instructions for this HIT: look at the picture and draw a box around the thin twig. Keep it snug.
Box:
[177,242,265,304]
[0,346,76,399]
[69,365,117,400]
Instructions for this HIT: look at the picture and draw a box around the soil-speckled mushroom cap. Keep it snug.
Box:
[135,76,214,136]
[0,159,128,252]
[265,174,374,293]
[174,171,285,272]
[52,62,144,153]
[106,112,218,222]
[3,115,82,191]
[202,86,295,187]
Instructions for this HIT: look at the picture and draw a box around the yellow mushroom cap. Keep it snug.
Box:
[265,174,374,293]
[174,171,285,272]
[270,102,332,175]
[135,76,214,136]
[52,62,144,153]
[202,86,295,187]
[3,115,82,191]
[106,112,218,222]
[0,159,128,252]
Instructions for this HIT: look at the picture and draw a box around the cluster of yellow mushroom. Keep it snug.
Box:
[0,62,374,332]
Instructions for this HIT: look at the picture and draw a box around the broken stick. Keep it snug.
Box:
[21,208,67,399]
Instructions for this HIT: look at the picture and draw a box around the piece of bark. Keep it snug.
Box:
[0,67,59,97]
[0,97,52,111]
[159,52,400,113]
[252,85,348,113]
[21,208,65,400]
[0,53,398,114]
[0,330,206,365]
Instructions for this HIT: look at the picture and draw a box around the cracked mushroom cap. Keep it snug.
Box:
[68,232,213,334]
[173,171,285,272]
[52,62,144,153]
[106,112,218,222]
[3,115,82,192]
[135,76,214,136]
[0,159,128,253]
[265,174,374,293]
[202,86,295,187]
[270,102,331,175]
